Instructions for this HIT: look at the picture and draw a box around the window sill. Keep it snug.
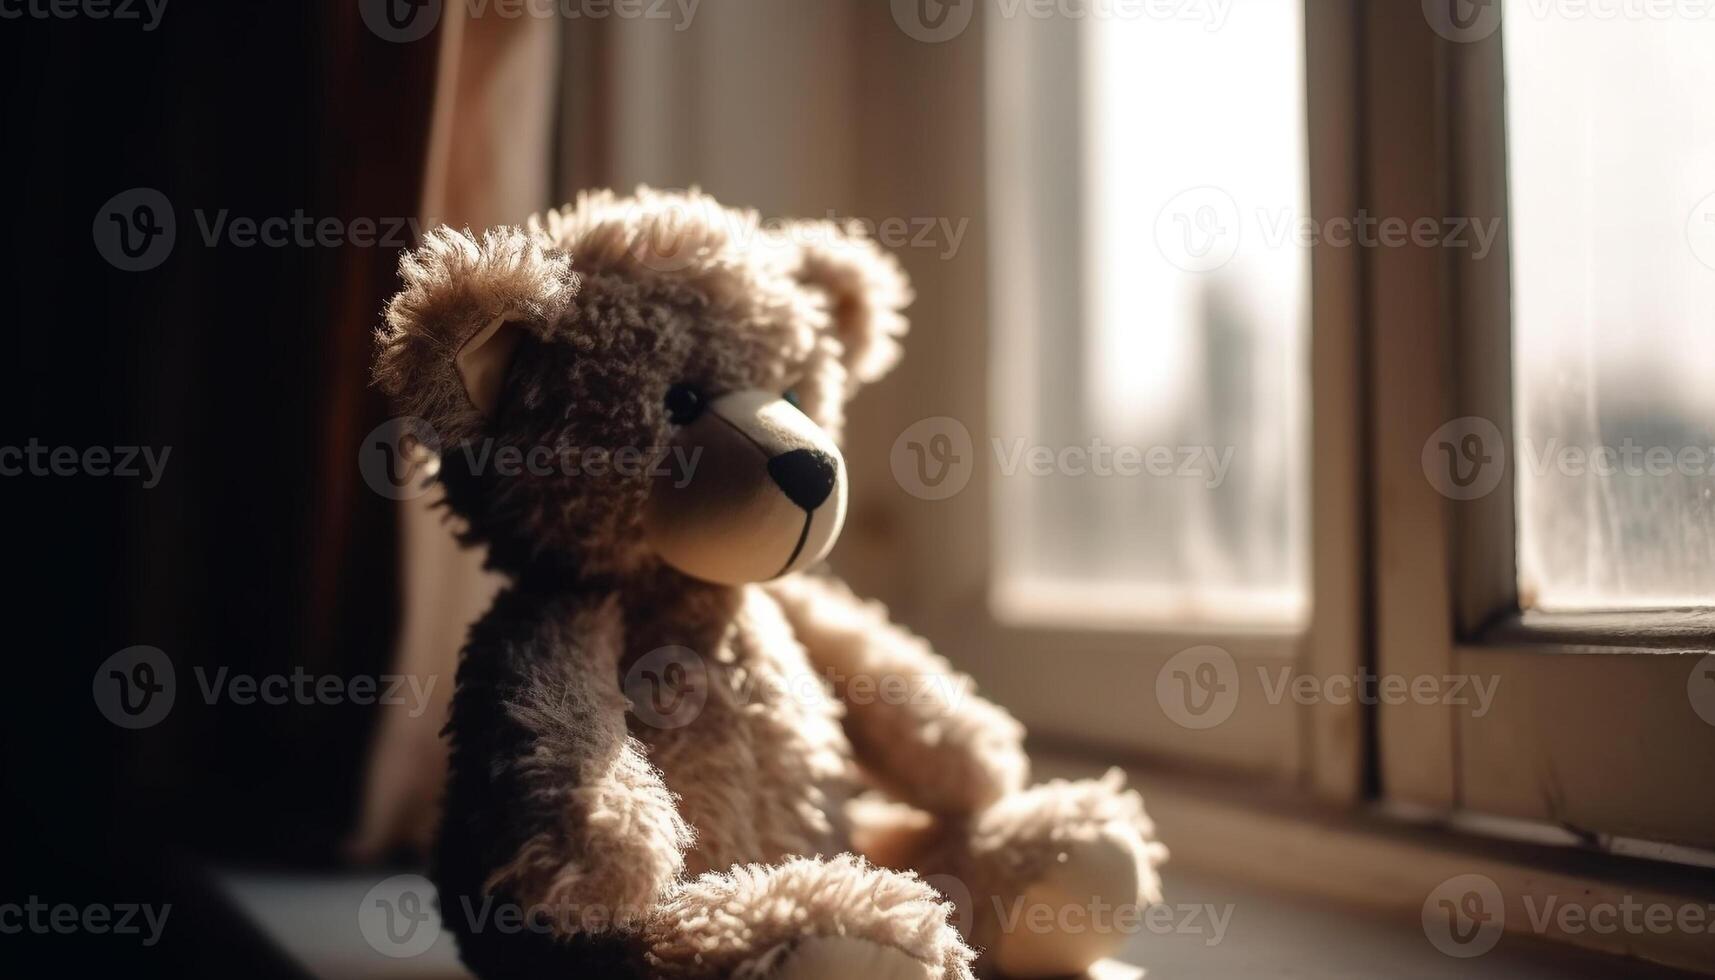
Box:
[1477,607,1715,655]
[1035,751,1715,977]
[214,860,1699,980]
[212,755,1714,979]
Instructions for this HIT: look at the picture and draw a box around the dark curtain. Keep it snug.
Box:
[4,3,438,974]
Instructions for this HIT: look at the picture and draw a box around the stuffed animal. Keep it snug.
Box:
[372,188,1167,980]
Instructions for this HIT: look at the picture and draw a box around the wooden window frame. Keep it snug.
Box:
[849,0,1711,852]
[1365,2,1715,850]
[862,1,1370,800]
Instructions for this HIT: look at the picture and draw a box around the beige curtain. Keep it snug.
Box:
[349,2,560,861]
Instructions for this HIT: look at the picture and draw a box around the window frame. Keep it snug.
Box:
[1367,3,1715,849]
[869,0,1370,798]
[849,0,1712,851]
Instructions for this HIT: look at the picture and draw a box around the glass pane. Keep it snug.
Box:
[987,1,1309,624]
[1506,7,1715,610]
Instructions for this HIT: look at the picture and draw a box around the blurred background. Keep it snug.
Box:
[4,1,1714,977]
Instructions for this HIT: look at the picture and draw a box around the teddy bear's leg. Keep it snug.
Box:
[639,854,976,980]
[908,771,1168,979]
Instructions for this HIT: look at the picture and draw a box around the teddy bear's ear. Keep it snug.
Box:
[791,223,914,386]
[454,315,525,420]
[374,226,578,442]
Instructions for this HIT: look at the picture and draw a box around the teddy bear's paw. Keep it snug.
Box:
[964,771,1167,979]
[985,828,1143,979]
[747,935,939,980]
[643,855,975,980]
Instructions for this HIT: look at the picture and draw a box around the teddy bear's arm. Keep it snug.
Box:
[449,593,693,937]
[764,574,1028,816]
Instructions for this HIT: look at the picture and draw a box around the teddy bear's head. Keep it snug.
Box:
[373,188,912,586]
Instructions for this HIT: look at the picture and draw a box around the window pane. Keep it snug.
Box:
[1506,8,1715,610]
[987,2,1309,624]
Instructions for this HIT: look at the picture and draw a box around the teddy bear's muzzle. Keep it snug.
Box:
[643,389,848,585]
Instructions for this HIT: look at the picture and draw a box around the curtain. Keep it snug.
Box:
[351,1,563,861]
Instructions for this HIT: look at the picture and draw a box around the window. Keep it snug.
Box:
[1364,1,1715,850]
[887,0,1710,846]
[990,0,1311,626]
[957,0,1361,788]
[1505,12,1715,611]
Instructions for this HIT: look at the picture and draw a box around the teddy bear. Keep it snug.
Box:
[372,188,1167,980]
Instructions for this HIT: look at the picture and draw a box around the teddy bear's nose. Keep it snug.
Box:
[767,449,837,511]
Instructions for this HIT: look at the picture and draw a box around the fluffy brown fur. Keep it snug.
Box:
[374,188,1164,979]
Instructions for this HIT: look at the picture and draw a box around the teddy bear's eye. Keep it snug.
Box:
[665,383,706,425]
[782,388,802,410]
